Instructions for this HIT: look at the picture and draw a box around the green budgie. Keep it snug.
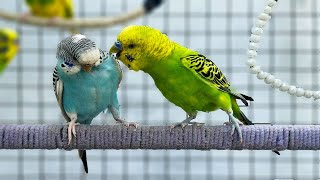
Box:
[109,25,254,143]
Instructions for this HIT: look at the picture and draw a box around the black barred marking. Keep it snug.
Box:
[181,54,230,90]
[56,35,96,64]
[52,66,59,93]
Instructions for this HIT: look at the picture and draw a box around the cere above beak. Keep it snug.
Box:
[109,41,123,55]
[114,41,122,51]
[81,64,93,72]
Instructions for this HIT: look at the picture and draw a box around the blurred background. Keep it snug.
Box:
[0,0,320,179]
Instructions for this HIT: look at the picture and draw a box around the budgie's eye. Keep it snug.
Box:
[128,44,135,49]
[61,63,66,68]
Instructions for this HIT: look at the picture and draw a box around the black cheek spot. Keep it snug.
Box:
[128,64,131,68]
[125,54,135,62]
[61,64,66,68]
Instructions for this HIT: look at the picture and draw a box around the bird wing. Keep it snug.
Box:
[181,54,251,106]
[53,66,71,122]
[181,54,230,91]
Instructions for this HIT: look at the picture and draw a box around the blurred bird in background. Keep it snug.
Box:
[24,0,78,33]
[53,34,136,173]
[0,28,19,74]
[110,25,254,143]
[25,0,73,19]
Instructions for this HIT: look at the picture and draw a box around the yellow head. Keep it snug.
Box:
[0,28,19,67]
[109,25,174,72]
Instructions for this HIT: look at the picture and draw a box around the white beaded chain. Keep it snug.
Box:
[247,0,320,100]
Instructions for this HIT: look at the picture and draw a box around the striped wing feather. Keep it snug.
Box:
[53,66,70,122]
[181,54,230,91]
[181,54,252,106]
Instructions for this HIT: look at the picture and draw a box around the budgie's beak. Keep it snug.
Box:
[81,64,93,72]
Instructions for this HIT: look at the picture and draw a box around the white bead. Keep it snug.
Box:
[250,66,261,74]
[248,42,259,50]
[264,6,272,14]
[295,88,305,97]
[246,58,256,67]
[249,34,260,43]
[251,27,263,35]
[258,13,270,21]
[313,91,320,100]
[264,74,275,84]
[247,50,257,58]
[288,86,297,95]
[257,71,269,80]
[256,20,267,28]
[268,0,277,7]
[111,53,117,59]
[279,83,289,92]
[304,90,313,98]
[272,79,282,88]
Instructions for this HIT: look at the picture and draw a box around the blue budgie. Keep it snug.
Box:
[53,34,138,173]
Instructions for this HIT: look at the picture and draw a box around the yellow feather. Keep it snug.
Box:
[0,28,19,73]
[116,25,175,71]
[26,0,73,18]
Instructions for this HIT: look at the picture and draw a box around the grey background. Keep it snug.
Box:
[0,0,320,179]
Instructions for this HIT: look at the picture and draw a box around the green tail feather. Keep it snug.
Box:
[231,97,254,125]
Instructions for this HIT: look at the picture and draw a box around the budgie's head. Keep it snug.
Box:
[0,28,19,61]
[56,34,100,74]
[109,25,174,71]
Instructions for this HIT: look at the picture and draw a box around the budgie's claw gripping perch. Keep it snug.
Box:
[68,119,77,145]
[170,121,204,130]
[226,113,244,144]
[115,118,139,128]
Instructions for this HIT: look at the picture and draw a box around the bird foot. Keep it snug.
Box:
[170,122,189,129]
[68,119,77,145]
[170,121,203,130]
[189,122,205,127]
[223,120,244,126]
[226,117,244,144]
[115,118,139,128]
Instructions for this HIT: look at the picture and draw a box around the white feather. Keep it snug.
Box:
[72,34,86,43]
[78,48,100,65]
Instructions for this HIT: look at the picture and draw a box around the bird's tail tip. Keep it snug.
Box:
[78,150,88,173]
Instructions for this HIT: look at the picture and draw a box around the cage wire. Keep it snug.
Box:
[0,0,320,179]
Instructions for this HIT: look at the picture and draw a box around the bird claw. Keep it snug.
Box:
[170,122,189,130]
[227,118,244,144]
[189,122,205,127]
[68,120,77,145]
[224,121,243,126]
[116,118,139,129]
[170,121,203,131]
